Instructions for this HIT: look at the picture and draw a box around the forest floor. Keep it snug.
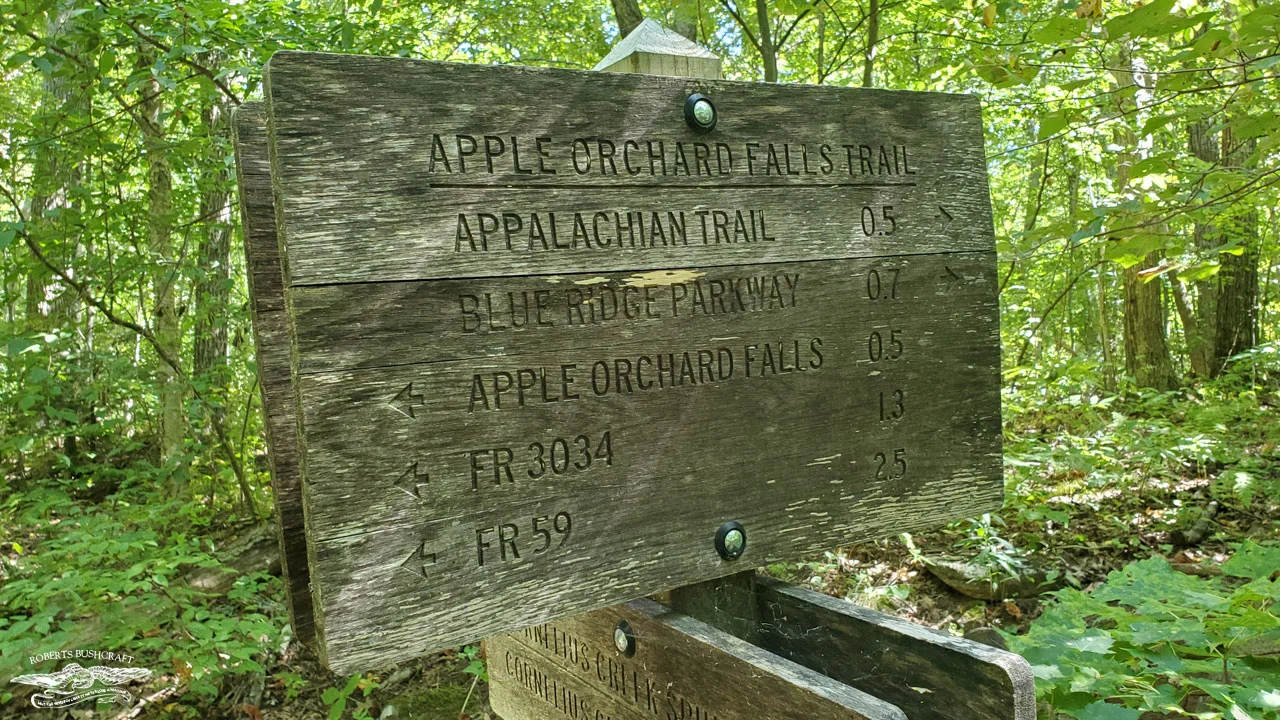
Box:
[3,364,1278,719]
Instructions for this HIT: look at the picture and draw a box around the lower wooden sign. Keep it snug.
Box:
[752,578,1035,720]
[487,598,906,720]
[668,575,1036,720]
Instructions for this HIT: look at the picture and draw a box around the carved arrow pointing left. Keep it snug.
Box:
[394,461,429,501]
[399,542,437,579]
[389,382,426,419]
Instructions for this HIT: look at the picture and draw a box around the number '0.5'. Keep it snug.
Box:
[868,330,904,362]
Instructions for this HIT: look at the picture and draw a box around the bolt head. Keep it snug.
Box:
[684,93,717,132]
[692,99,715,127]
[613,621,636,657]
[722,528,745,555]
[714,521,747,560]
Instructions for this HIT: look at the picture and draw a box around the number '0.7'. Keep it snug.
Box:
[866,268,900,300]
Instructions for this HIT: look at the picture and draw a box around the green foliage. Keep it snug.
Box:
[322,673,380,720]
[0,486,288,708]
[1008,546,1280,719]
[461,643,489,683]
[955,513,1032,581]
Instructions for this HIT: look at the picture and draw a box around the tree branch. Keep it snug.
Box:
[718,0,762,52]
[99,0,244,106]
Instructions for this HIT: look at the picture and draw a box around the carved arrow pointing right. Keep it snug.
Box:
[941,265,963,293]
[394,461,429,501]
[388,382,426,419]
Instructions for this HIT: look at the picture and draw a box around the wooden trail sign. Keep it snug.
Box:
[488,598,906,720]
[232,103,314,643]
[261,51,1003,672]
[669,575,1036,720]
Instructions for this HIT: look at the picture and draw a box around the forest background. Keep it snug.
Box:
[1,0,1278,718]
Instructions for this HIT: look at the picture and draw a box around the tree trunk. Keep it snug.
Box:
[1170,277,1211,378]
[610,0,644,37]
[1096,255,1116,391]
[1211,130,1259,371]
[138,52,185,481]
[862,0,880,87]
[1187,119,1221,376]
[1123,255,1178,391]
[194,101,231,387]
[673,0,699,41]
[756,0,778,82]
[1112,44,1177,391]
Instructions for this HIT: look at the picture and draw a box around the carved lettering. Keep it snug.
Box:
[422,134,918,179]
[477,511,572,566]
[467,338,823,411]
[452,209,777,253]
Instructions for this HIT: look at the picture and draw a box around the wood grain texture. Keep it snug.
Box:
[293,250,1000,671]
[262,51,992,286]
[750,578,1036,720]
[668,570,761,645]
[488,598,906,720]
[289,252,990,375]
[231,102,315,644]
[259,53,1003,672]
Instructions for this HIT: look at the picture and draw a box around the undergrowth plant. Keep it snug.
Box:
[1007,542,1280,720]
[0,486,288,713]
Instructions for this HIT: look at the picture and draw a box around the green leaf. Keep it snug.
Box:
[1177,263,1220,282]
[1033,16,1087,45]
[1230,704,1256,720]
[1032,663,1066,679]
[1066,631,1114,654]
[1141,114,1178,136]
[1130,619,1209,647]
[1106,0,1204,39]
[1105,234,1168,267]
[1078,701,1141,720]
[1129,156,1168,177]
[0,227,14,252]
[1223,542,1280,580]
[1040,112,1070,140]
[99,48,116,77]
[1233,112,1280,141]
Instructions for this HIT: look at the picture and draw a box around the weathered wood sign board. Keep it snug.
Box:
[488,599,906,720]
[668,575,1035,720]
[231,103,314,643]
[262,51,1003,673]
